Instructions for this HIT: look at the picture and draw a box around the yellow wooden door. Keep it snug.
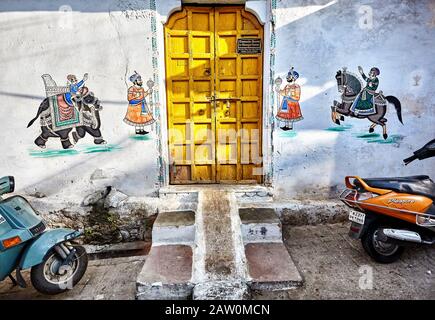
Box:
[165,6,263,184]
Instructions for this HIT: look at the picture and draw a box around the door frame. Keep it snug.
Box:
[154,0,273,187]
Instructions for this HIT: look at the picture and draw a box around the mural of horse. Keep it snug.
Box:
[27,87,106,149]
[331,68,403,139]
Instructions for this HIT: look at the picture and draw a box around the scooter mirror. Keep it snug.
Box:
[403,138,435,165]
[0,176,15,195]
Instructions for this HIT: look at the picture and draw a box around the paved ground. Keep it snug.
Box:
[0,222,433,300]
[254,222,435,300]
[0,256,146,300]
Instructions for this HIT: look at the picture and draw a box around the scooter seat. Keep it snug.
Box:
[361,175,435,200]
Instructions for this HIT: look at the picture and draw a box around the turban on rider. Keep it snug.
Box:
[67,74,77,83]
[370,67,380,76]
[129,71,141,83]
[287,68,299,81]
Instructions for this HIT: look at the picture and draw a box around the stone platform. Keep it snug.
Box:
[136,187,303,300]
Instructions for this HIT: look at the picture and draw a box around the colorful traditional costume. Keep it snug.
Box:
[124,72,155,129]
[276,69,303,129]
[350,67,380,116]
[65,79,85,106]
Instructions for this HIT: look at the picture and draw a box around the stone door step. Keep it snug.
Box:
[239,208,282,243]
[136,245,194,300]
[159,185,273,203]
[193,281,250,300]
[245,242,303,291]
[152,210,195,245]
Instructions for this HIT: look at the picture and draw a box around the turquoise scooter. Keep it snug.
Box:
[0,176,88,294]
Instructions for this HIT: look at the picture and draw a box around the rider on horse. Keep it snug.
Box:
[350,66,380,116]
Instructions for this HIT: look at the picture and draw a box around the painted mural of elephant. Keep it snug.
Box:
[27,89,106,149]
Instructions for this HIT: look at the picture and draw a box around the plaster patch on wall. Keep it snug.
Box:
[401,95,432,117]
[115,0,154,20]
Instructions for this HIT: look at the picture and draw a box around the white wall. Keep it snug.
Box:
[0,0,434,203]
[0,0,160,201]
[272,0,435,199]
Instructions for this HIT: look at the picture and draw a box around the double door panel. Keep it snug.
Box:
[165,6,263,184]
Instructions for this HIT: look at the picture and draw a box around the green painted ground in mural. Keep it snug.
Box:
[129,135,152,141]
[354,132,381,139]
[352,132,405,144]
[29,144,122,157]
[324,124,353,132]
[29,148,79,158]
[279,131,298,138]
[77,144,122,154]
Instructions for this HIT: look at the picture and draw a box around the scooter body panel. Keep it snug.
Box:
[19,228,78,269]
[0,242,27,280]
[360,192,433,224]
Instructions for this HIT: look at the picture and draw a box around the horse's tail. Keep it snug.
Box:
[386,95,403,124]
[27,98,48,128]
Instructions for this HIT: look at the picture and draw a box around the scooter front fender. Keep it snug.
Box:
[19,228,81,270]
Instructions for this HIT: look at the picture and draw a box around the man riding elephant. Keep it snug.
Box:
[65,73,88,106]
[27,74,106,149]
[350,66,380,116]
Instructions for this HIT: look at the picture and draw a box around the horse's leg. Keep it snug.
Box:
[369,123,377,133]
[34,126,56,149]
[331,101,341,125]
[368,105,388,139]
[331,104,338,124]
[382,124,388,140]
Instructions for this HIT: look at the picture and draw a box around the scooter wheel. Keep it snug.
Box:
[30,245,88,295]
[361,223,404,264]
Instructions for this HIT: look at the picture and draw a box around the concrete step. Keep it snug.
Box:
[159,185,273,204]
[152,210,195,245]
[239,208,282,243]
[193,281,250,300]
[245,242,303,291]
[136,244,194,300]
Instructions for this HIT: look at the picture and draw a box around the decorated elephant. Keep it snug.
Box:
[27,87,106,149]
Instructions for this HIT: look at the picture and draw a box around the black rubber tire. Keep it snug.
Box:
[361,223,404,264]
[30,245,88,295]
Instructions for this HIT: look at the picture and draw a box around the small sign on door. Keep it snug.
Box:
[237,38,262,54]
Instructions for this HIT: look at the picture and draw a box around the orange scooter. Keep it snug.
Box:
[340,139,435,263]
